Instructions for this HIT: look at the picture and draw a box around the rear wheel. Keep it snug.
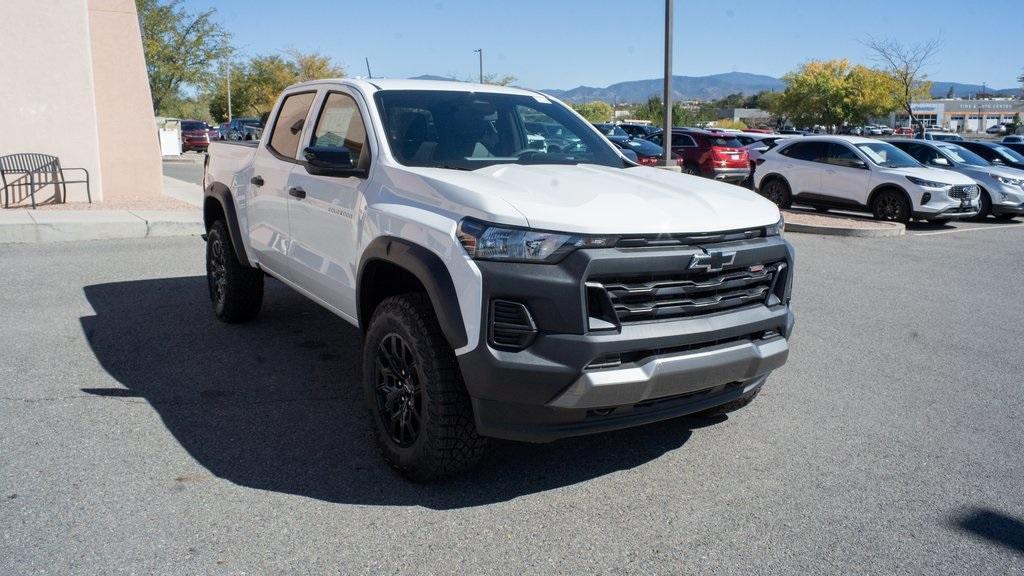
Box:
[761,177,792,209]
[363,293,487,481]
[682,164,699,176]
[871,189,910,223]
[206,220,263,323]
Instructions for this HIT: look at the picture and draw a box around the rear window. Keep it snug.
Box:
[181,121,206,131]
[779,141,827,162]
[708,136,742,147]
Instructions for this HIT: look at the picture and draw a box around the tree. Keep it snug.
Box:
[571,101,613,123]
[483,73,517,86]
[137,0,231,115]
[945,85,955,99]
[206,51,346,121]
[774,60,898,131]
[862,36,941,132]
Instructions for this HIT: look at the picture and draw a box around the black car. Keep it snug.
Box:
[1002,142,1024,157]
[618,123,662,140]
[955,141,1024,171]
[592,123,630,145]
[611,138,678,166]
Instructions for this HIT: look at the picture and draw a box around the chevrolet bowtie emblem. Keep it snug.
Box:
[689,251,736,273]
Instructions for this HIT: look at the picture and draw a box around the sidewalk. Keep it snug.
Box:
[0,176,203,244]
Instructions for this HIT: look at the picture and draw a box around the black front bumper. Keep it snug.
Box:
[457,235,796,442]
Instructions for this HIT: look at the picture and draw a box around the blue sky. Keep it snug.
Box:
[184,0,1022,90]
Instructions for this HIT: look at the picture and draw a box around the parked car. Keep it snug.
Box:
[985,124,1008,135]
[646,129,749,183]
[893,126,915,136]
[618,123,662,140]
[954,141,1024,171]
[1000,142,1024,156]
[225,117,263,141]
[611,137,678,166]
[203,78,795,480]
[914,131,963,141]
[180,120,212,152]
[753,136,979,222]
[889,139,1024,220]
[1002,135,1024,144]
[591,123,630,145]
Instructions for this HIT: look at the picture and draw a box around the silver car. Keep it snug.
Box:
[890,139,1024,220]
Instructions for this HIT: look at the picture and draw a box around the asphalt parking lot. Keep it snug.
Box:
[2,223,1024,574]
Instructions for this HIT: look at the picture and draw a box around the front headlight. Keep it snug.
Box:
[992,174,1024,187]
[765,214,785,236]
[456,219,617,263]
[906,176,952,189]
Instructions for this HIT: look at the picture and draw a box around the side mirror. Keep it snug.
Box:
[303,146,363,177]
[850,158,868,169]
[931,157,950,167]
[620,149,639,163]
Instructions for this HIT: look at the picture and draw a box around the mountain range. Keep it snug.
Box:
[409,72,1021,103]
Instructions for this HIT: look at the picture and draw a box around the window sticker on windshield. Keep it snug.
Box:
[532,93,551,104]
[859,147,886,164]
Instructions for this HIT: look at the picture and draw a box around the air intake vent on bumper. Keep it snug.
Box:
[489,300,537,351]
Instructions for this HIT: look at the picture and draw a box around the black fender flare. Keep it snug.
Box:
[204,182,251,267]
[357,237,468,350]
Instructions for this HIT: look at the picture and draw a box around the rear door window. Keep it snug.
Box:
[268,91,316,159]
[780,141,827,162]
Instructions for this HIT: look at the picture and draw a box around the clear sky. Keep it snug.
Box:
[183,0,1022,90]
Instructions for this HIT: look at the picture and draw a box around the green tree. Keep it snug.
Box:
[137,0,231,115]
[945,85,955,99]
[571,101,614,123]
[775,59,898,131]
[289,49,346,82]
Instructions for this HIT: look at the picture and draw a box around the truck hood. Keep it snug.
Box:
[401,163,780,234]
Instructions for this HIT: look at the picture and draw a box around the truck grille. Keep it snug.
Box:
[948,185,978,200]
[590,262,784,324]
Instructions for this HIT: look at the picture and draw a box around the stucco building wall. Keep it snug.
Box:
[0,0,161,204]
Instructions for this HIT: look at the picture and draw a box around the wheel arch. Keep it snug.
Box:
[357,237,468,350]
[204,182,250,267]
[867,183,912,210]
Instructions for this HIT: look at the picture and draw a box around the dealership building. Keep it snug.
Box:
[894,99,1024,132]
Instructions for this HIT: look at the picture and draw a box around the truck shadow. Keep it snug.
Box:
[79,276,707,509]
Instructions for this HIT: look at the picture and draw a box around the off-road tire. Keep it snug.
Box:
[206,219,263,323]
[761,177,792,209]
[693,388,761,419]
[871,189,911,223]
[363,293,487,481]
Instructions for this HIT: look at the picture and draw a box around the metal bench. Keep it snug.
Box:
[0,153,91,209]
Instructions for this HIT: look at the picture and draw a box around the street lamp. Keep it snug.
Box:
[662,0,673,166]
[473,49,483,84]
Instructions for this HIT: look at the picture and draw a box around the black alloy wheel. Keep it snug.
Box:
[374,333,423,448]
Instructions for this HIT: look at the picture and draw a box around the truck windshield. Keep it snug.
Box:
[374,90,624,170]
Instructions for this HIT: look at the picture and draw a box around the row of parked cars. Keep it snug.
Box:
[179,118,265,153]
[580,120,1024,224]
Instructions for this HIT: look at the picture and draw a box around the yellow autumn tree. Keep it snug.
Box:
[777,59,899,131]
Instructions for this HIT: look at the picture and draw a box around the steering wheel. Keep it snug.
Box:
[513,148,546,159]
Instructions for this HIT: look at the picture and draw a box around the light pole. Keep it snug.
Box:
[663,0,673,166]
[474,49,483,84]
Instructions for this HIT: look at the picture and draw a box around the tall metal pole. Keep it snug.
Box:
[226,59,232,122]
[474,49,483,83]
[663,0,673,166]
[365,57,373,78]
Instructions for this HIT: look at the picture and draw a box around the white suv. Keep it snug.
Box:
[753,136,979,222]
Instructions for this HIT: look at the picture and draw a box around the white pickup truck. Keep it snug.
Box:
[203,78,795,480]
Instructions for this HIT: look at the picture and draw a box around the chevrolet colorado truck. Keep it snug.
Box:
[202,79,795,481]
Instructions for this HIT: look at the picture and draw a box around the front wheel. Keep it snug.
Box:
[975,190,992,220]
[871,189,910,223]
[363,294,487,481]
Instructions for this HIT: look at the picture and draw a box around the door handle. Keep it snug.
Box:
[250,175,264,187]
[288,187,307,199]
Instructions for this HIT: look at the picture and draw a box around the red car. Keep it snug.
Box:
[180,120,212,152]
[647,129,749,183]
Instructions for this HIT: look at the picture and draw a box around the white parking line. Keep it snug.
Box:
[912,223,1024,236]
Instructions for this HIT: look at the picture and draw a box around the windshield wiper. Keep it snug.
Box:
[438,164,473,171]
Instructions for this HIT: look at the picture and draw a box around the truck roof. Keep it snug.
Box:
[286,77,546,98]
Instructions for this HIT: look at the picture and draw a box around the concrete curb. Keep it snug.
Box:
[0,209,202,244]
[785,220,905,237]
